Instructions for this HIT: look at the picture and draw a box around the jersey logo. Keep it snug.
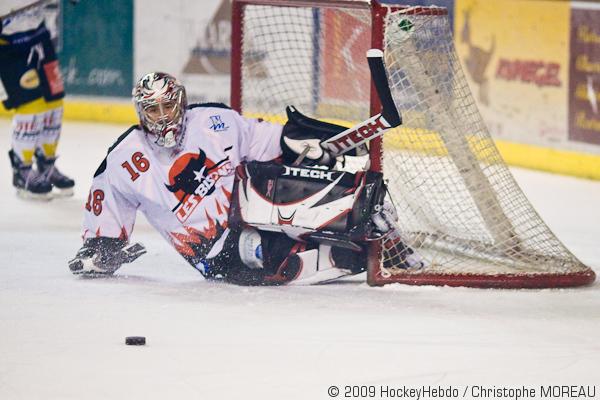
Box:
[209,115,229,132]
[19,69,40,89]
[166,148,233,223]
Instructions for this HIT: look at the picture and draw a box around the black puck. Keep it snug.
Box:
[125,336,146,346]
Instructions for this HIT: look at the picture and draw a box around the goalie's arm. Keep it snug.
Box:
[69,156,145,276]
[321,49,402,157]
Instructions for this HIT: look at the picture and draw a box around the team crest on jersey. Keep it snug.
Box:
[209,115,229,132]
[166,148,233,223]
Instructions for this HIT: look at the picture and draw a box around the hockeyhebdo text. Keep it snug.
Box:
[326,385,598,400]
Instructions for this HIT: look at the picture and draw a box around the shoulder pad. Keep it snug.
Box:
[187,102,232,110]
[93,125,139,178]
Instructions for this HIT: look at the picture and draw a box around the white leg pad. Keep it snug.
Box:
[288,245,350,285]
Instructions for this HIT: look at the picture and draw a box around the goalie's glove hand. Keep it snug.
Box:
[281,137,334,167]
[68,237,147,276]
[281,130,335,167]
[371,201,399,235]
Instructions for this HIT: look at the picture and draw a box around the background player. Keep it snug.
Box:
[0,1,75,199]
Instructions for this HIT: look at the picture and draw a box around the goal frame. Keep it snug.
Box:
[229,0,596,288]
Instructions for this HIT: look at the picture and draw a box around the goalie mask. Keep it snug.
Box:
[133,72,187,148]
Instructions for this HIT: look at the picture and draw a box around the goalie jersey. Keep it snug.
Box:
[82,105,282,275]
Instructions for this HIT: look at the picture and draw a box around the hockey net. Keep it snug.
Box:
[230,0,595,288]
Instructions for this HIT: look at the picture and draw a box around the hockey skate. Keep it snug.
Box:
[381,233,426,271]
[8,150,53,200]
[371,201,426,271]
[35,149,75,197]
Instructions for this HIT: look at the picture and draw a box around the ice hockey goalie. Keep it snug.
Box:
[68,72,421,286]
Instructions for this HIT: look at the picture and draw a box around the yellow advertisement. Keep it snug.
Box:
[455,0,570,145]
[569,4,600,146]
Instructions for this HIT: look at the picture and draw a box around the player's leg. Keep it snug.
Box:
[203,228,358,286]
[35,100,75,197]
[8,102,52,200]
[233,229,364,285]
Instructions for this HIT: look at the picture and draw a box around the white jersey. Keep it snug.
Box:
[82,105,282,275]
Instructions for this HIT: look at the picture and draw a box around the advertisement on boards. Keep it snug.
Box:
[135,0,230,104]
[455,0,569,146]
[569,3,600,146]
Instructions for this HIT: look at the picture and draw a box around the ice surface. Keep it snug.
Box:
[0,119,599,399]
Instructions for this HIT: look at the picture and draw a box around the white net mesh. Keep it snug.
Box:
[239,4,372,124]
[378,8,591,285]
[236,2,594,287]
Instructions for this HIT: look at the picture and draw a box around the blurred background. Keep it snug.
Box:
[1,0,599,180]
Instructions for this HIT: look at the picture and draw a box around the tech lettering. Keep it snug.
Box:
[283,165,336,181]
[326,114,390,153]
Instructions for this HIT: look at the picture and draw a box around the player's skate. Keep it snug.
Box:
[371,201,426,271]
[35,149,75,197]
[8,150,52,200]
[381,233,426,270]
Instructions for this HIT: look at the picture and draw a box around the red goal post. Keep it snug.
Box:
[230,0,595,288]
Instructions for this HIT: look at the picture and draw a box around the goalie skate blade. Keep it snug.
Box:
[16,189,53,201]
[125,336,146,346]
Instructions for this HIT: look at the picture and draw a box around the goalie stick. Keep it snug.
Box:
[321,49,402,157]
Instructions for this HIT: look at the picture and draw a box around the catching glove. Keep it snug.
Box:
[281,106,368,167]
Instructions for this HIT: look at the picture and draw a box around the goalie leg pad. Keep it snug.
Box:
[215,229,366,286]
[261,236,352,285]
[287,245,360,285]
[229,161,386,246]
[331,245,368,274]
[203,227,303,286]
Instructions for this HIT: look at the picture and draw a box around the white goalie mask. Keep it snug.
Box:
[132,72,187,148]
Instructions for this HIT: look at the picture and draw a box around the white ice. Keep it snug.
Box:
[0,119,599,400]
